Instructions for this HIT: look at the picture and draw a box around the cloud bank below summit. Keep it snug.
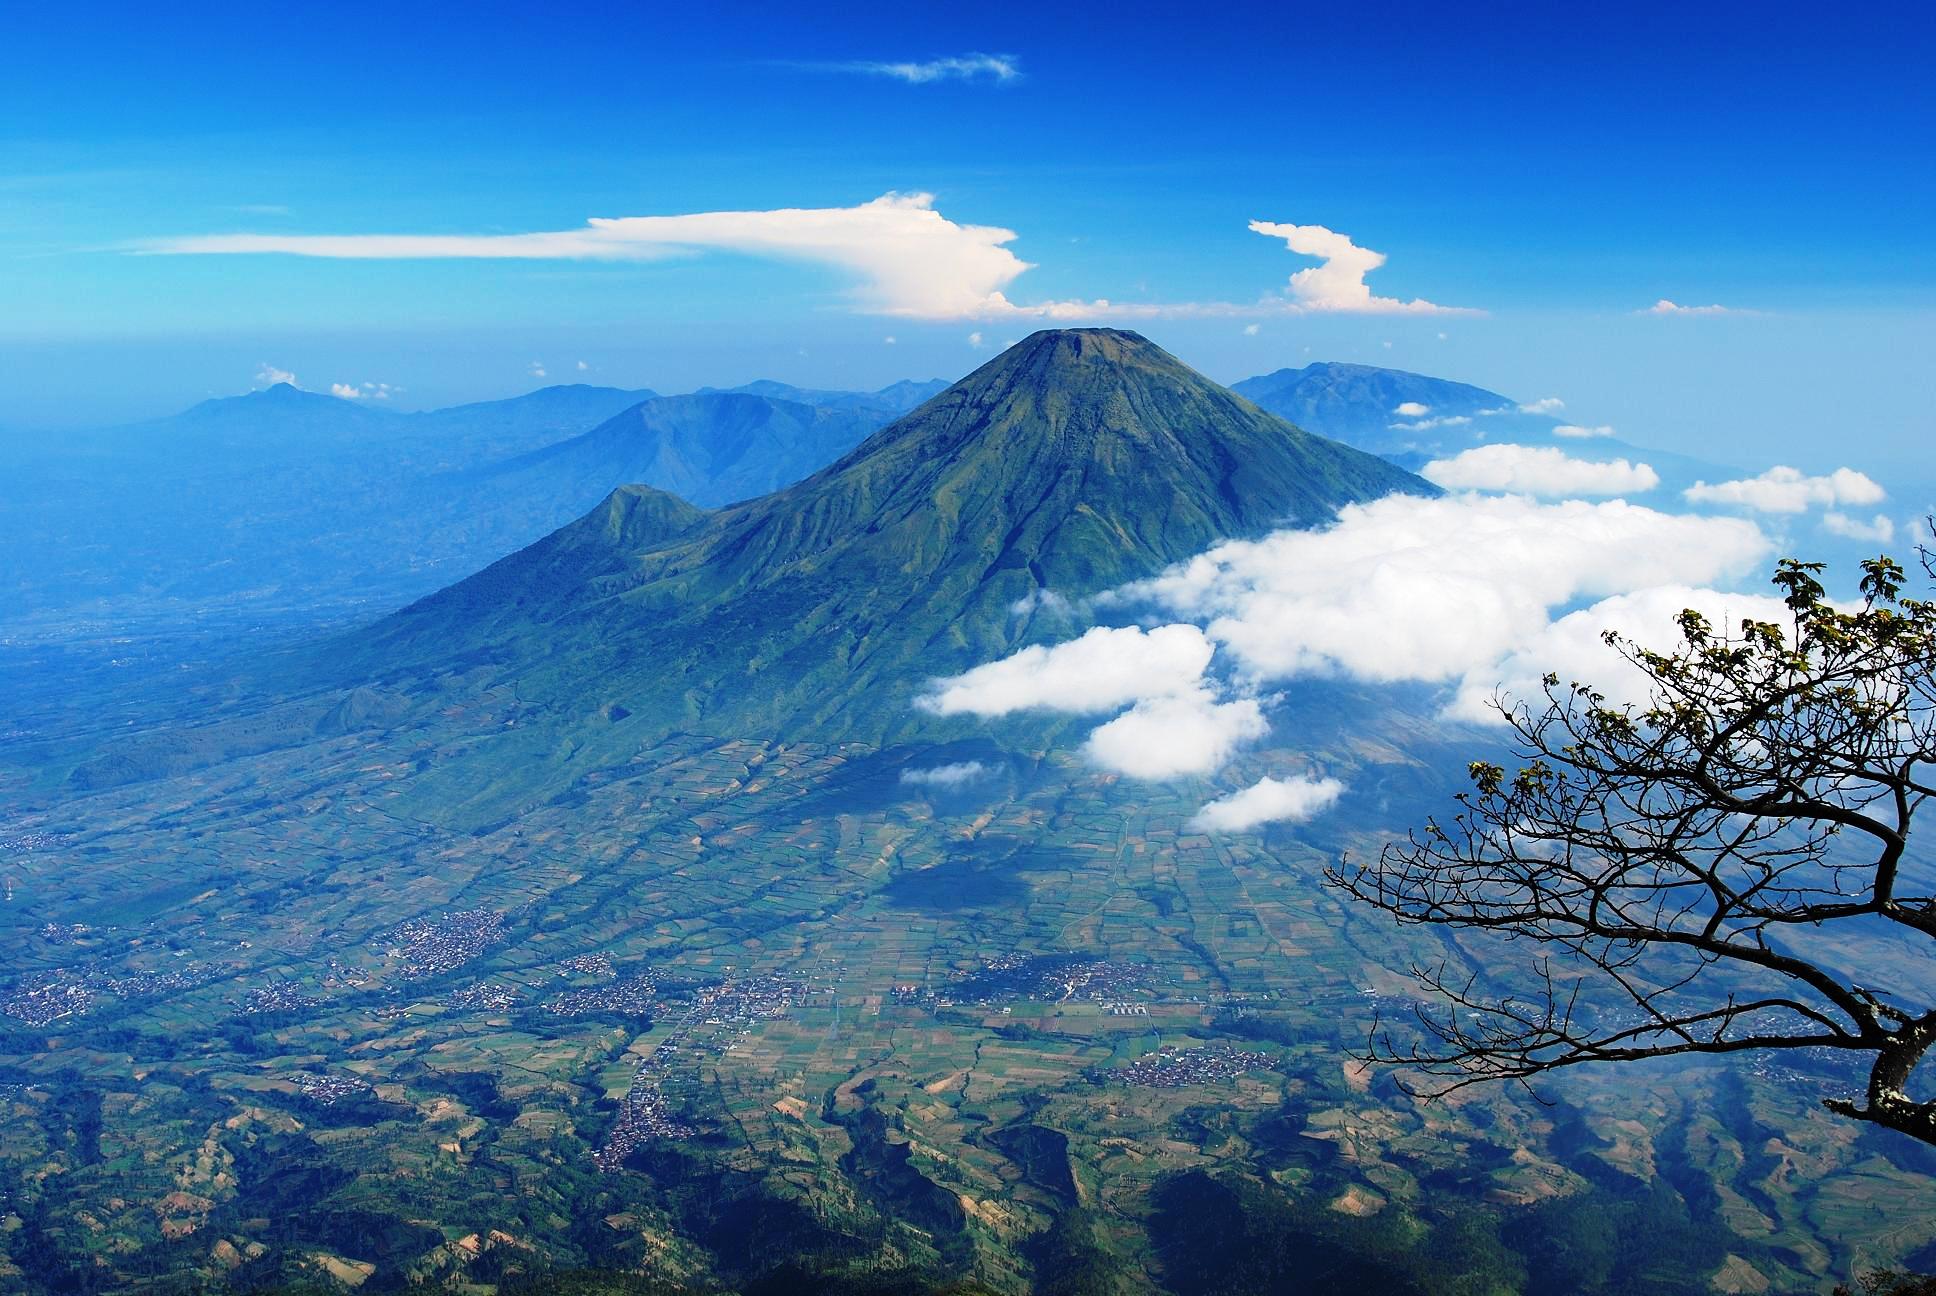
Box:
[923,490,1782,827]
[137,195,1473,321]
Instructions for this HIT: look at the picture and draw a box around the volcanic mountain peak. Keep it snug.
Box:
[358,330,1425,770]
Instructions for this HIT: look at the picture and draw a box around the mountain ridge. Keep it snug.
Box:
[339,330,1429,821]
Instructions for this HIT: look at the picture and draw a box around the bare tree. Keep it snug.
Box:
[1329,552,1936,1145]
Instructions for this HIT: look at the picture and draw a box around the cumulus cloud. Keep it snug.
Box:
[1445,584,1796,724]
[530,361,548,379]
[1247,221,1474,315]
[1121,494,1768,689]
[899,761,991,788]
[1552,423,1615,439]
[1822,511,1896,543]
[822,53,1021,84]
[142,193,1047,321]
[1082,690,1267,780]
[1393,401,1430,417]
[932,494,1774,807]
[330,380,396,401]
[1519,397,1566,416]
[919,624,1212,717]
[1422,445,1659,497]
[143,198,1484,323]
[1647,299,1734,315]
[255,364,297,388]
[1684,465,1886,514]
[1188,775,1345,832]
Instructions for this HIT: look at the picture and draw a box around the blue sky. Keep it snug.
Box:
[3,1,1932,476]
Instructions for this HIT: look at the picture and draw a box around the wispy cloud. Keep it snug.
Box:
[1646,299,1736,316]
[138,193,1042,321]
[899,761,991,788]
[807,53,1021,84]
[1247,221,1476,315]
[1552,423,1614,439]
[1518,396,1565,416]
[254,363,297,388]
[137,196,1482,323]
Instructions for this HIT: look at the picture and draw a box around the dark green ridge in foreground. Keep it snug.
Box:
[336,331,1427,805]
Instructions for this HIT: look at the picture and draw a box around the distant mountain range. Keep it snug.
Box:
[1,355,1731,645]
[0,379,944,631]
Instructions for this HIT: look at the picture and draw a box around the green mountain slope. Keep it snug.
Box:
[348,330,1427,801]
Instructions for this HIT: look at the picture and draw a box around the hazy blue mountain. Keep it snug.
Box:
[1234,361,1744,493]
[0,382,899,630]
[1233,362,1538,466]
[488,391,886,508]
[696,377,950,417]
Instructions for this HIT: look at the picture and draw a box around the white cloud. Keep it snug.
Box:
[1393,401,1431,417]
[899,761,991,788]
[530,361,548,379]
[1393,414,1471,431]
[1243,323,1260,336]
[1446,584,1796,724]
[1519,396,1566,416]
[144,193,1047,322]
[1188,775,1345,832]
[1247,221,1474,315]
[1422,445,1659,497]
[330,382,362,399]
[1684,465,1886,514]
[1552,423,1615,439]
[330,380,395,401]
[935,496,1773,790]
[826,54,1020,84]
[576,359,590,370]
[1082,690,1267,780]
[1647,299,1733,315]
[883,335,897,345]
[254,364,297,388]
[919,624,1212,717]
[1822,511,1896,543]
[145,199,1482,324]
[968,331,985,348]
[1009,588,1075,617]
[1121,494,1768,689]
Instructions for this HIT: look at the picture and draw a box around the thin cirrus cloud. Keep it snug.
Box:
[1646,299,1735,315]
[1188,775,1345,833]
[1422,445,1660,497]
[135,195,1476,322]
[1683,465,1885,514]
[803,53,1021,84]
